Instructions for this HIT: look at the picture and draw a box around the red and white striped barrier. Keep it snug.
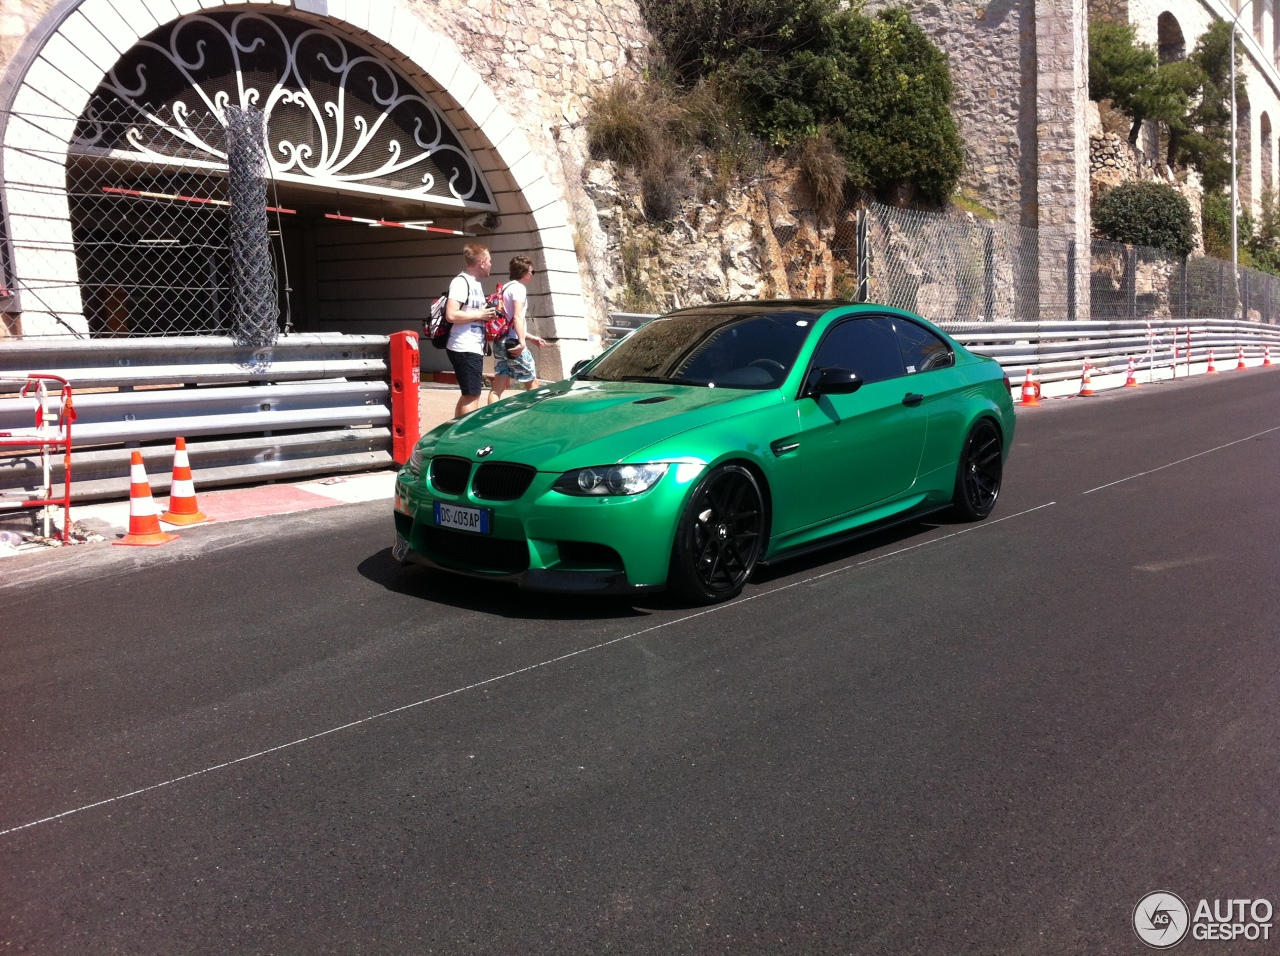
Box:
[324,213,474,236]
[102,186,295,215]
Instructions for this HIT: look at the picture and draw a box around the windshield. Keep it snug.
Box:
[580,307,819,389]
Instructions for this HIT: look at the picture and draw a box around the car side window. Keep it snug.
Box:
[893,318,954,374]
[810,317,905,384]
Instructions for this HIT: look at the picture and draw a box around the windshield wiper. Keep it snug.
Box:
[615,375,670,383]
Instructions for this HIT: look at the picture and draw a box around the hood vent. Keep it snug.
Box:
[633,396,673,404]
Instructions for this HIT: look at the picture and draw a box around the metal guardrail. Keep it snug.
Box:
[0,335,388,389]
[0,334,396,502]
[606,313,1280,384]
[944,318,1280,383]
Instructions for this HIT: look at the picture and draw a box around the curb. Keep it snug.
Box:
[424,371,499,387]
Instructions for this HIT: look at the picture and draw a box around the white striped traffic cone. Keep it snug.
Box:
[114,451,179,546]
[1265,346,1273,367]
[1236,345,1248,370]
[1207,349,1220,374]
[1019,368,1041,407]
[1078,360,1095,397]
[161,437,210,525]
[1124,356,1140,387]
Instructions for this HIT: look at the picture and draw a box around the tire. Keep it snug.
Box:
[669,463,766,604]
[952,418,1003,521]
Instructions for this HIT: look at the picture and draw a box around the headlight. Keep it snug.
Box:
[552,463,669,496]
[406,445,424,477]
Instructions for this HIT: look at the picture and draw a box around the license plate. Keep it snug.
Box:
[434,501,491,534]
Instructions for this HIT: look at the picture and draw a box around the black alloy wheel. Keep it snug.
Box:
[953,418,1003,520]
[670,464,766,603]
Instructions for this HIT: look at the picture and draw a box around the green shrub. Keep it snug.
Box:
[637,0,964,204]
[641,0,834,87]
[1247,184,1280,277]
[1200,190,1253,263]
[1094,181,1195,257]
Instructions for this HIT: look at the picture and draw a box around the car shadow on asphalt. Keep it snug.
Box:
[359,511,964,620]
[745,513,965,587]
[357,547,653,620]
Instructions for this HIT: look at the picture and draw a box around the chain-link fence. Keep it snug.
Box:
[1091,238,1280,323]
[771,198,1280,326]
[864,203,1072,322]
[2,109,282,341]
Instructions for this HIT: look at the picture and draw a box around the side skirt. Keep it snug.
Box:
[759,503,952,567]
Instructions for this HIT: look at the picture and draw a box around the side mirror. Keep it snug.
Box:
[570,358,592,376]
[803,366,863,398]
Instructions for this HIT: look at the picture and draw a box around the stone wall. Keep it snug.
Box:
[869,0,1034,224]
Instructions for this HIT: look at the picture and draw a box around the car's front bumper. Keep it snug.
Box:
[391,534,648,594]
[392,461,706,592]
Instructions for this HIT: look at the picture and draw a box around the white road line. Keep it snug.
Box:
[0,500,1056,839]
[1082,425,1280,495]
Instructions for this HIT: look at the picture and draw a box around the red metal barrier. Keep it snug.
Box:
[389,330,421,465]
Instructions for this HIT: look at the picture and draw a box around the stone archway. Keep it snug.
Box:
[0,0,590,374]
[1157,12,1186,63]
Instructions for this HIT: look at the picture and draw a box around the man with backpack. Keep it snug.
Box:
[443,242,497,418]
[488,255,548,404]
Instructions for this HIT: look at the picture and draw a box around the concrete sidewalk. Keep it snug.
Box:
[419,380,463,432]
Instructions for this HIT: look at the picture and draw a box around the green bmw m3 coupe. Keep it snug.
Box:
[393,300,1015,603]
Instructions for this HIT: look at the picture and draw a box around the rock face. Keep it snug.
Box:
[579,155,855,318]
[1088,101,1205,256]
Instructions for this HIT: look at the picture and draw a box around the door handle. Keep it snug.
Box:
[902,393,924,407]
[771,438,800,456]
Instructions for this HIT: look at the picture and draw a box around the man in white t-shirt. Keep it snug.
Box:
[488,254,549,404]
[444,242,496,418]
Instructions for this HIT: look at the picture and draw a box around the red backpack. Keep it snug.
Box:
[483,283,512,342]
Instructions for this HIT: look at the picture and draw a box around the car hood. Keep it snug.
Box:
[422,380,778,469]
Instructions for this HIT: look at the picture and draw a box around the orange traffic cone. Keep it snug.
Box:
[1236,346,1248,370]
[1078,360,1095,397]
[161,437,210,525]
[1207,349,1220,374]
[1019,368,1041,407]
[114,451,179,546]
[1124,356,1140,387]
[1265,345,1274,366]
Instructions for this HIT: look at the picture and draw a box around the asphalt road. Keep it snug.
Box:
[3,370,1279,954]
